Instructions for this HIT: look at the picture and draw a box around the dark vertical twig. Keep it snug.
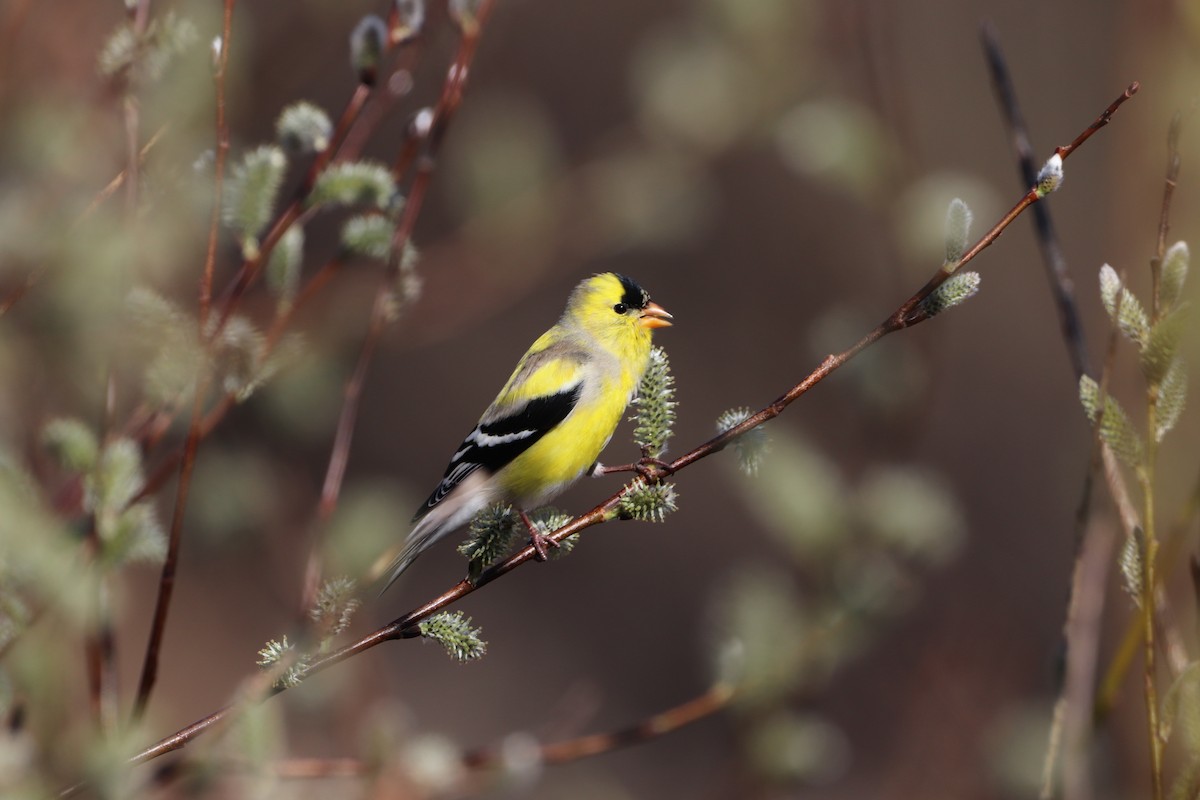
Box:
[132,0,238,722]
[979,24,1098,800]
[197,0,235,329]
[83,520,119,733]
[979,27,1159,799]
[981,22,1090,381]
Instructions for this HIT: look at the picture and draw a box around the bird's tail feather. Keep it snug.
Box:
[374,477,494,595]
[375,515,441,595]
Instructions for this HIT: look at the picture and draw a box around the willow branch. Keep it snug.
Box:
[206,680,732,783]
[126,39,430,511]
[468,681,734,768]
[95,84,1141,780]
[0,121,168,318]
[1095,107,1194,720]
[131,0,237,723]
[979,25,1112,800]
[981,22,1089,380]
[197,0,235,328]
[1151,110,1186,314]
[297,0,495,614]
[210,36,421,336]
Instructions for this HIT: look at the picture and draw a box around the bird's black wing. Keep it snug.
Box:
[413,383,583,521]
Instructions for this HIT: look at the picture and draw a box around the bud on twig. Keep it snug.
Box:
[350,15,388,86]
[1035,153,1064,197]
[391,0,425,45]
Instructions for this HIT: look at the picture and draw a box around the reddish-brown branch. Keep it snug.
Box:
[0,123,168,318]
[131,376,211,722]
[83,520,118,732]
[1055,82,1139,161]
[205,679,730,784]
[96,77,1139,789]
[340,44,425,163]
[298,1,493,612]
[131,0,237,722]
[131,255,345,506]
[198,0,236,328]
[128,45,424,510]
[299,288,390,611]
[469,682,734,767]
[210,41,406,336]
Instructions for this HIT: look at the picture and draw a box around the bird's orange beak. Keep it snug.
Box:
[639,301,673,329]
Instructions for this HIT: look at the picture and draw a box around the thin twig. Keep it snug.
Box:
[84,0,155,735]
[129,253,346,508]
[1151,110,1185,314]
[339,43,425,166]
[469,681,734,767]
[0,125,169,318]
[210,56,386,335]
[978,25,1110,800]
[83,520,119,733]
[1060,518,1119,800]
[297,4,491,614]
[131,0,237,722]
[981,22,1089,380]
[299,289,390,613]
[198,0,235,328]
[215,679,732,782]
[1135,105,1192,800]
[122,0,151,216]
[1056,299,1127,800]
[125,43,425,509]
[1095,107,1197,714]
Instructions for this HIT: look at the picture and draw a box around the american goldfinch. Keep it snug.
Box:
[379,273,672,590]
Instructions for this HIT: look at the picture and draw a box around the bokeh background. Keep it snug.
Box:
[2,0,1200,797]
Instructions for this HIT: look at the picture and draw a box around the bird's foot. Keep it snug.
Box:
[590,454,674,482]
[519,509,560,562]
[633,456,672,482]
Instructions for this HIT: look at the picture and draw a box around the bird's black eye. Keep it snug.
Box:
[613,302,628,315]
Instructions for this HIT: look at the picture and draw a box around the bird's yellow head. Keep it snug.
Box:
[564,273,672,354]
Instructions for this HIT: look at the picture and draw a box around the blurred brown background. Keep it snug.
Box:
[2,0,1200,797]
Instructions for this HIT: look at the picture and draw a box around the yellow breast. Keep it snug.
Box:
[497,373,632,506]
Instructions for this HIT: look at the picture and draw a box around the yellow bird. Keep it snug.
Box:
[379,273,672,590]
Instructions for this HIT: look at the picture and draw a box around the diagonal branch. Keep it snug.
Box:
[92,83,1141,782]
